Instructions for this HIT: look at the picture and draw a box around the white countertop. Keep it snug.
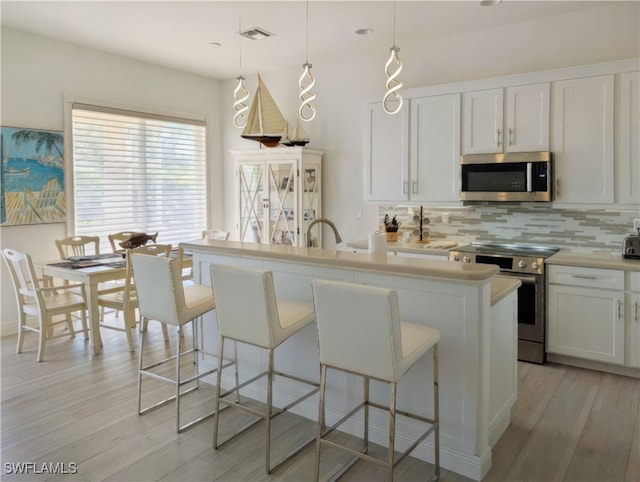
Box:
[347,239,460,256]
[491,276,522,305]
[182,239,498,281]
[547,251,640,271]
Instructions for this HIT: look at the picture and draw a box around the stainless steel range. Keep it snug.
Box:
[449,243,559,364]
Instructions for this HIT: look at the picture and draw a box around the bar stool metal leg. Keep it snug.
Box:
[388,382,397,482]
[433,343,440,481]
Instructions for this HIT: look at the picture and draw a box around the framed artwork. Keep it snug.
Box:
[1,126,65,226]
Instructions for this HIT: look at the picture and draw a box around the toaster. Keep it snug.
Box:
[622,234,640,259]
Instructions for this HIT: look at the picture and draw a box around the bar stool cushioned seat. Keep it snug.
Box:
[210,263,319,475]
[311,278,441,482]
[130,253,218,433]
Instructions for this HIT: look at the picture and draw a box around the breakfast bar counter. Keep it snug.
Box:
[181,239,518,480]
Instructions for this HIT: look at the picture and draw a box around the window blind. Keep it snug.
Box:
[71,104,207,252]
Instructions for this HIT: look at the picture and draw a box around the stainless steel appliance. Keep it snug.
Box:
[460,151,553,202]
[449,243,559,364]
[622,233,640,259]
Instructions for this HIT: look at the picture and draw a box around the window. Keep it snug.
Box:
[71,103,207,252]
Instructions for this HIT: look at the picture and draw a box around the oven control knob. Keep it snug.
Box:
[462,256,471,263]
[531,261,540,270]
[451,254,460,262]
[518,260,527,269]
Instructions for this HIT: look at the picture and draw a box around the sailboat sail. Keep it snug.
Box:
[282,119,310,146]
[241,74,287,147]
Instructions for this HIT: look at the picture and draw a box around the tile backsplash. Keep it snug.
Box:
[378,204,640,252]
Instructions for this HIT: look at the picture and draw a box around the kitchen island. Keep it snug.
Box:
[181,239,520,480]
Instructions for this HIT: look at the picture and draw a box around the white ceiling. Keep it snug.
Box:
[1,1,613,81]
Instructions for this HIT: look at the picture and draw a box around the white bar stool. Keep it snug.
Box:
[311,279,441,482]
[210,263,320,475]
[131,253,226,433]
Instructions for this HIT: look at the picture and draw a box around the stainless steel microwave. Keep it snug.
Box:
[460,151,553,202]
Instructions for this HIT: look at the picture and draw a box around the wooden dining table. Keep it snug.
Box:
[37,249,193,356]
[38,254,127,356]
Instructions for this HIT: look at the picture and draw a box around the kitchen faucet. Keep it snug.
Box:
[305,218,342,248]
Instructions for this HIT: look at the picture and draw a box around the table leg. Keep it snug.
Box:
[87,279,103,355]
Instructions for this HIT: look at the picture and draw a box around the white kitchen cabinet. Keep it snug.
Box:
[364,95,460,203]
[551,75,614,204]
[629,272,640,368]
[364,101,408,202]
[232,147,322,247]
[547,265,625,365]
[616,71,640,205]
[410,94,461,203]
[462,83,549,154]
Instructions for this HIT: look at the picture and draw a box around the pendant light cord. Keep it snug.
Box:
[299,0,316,121]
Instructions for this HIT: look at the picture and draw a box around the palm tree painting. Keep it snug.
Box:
[1,126,65,226]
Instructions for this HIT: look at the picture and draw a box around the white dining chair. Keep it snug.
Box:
[98,244,172,351]
[2,248,89,362]
[55,236,100,258]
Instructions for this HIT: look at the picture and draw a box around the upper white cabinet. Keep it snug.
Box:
[462,83,550,154]
[551,75,614,204]
[364,101,408,202]
[410,94,461,203]
[616,71,640,205]
[364,95,460,203]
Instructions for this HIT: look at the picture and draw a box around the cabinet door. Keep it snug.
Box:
[410,94,461,202]
[548,284,624,364]
[265,160,298,245]
[629,272,640,368]
[364,102,409,201]
[617,71,639,205]
[462,88,503,154]
[301,162,321,247]
[505,83,549,152]
[551,75,614,204]
[236,162,266,243]
[630,291,640,368]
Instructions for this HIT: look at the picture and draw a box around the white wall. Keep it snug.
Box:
[220,2,639,248]
[0,28,224,334]
[1,2,638,334]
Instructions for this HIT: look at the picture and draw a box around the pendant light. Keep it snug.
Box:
[383,0,403,115]
[233,16,250,128]
[298,0,316,122]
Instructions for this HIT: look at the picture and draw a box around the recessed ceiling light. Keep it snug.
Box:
[480,0,502,6]
[355,28,374,35]
[239,27,274,40]
[208,42,222,48]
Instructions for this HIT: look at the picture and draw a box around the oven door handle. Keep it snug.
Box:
[511,275,538,284]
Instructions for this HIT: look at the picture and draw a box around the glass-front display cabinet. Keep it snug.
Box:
[232,147,322,247]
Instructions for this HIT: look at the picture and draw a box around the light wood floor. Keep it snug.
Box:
[1,315,639,482]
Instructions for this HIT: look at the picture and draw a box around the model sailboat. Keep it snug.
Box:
[241,74,287,147]
[282,119,310,146]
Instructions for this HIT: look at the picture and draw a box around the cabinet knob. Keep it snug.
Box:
[508,128,513,146]
[497,129,502,147]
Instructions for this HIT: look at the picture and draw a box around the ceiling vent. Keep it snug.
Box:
[239,27,274,40]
